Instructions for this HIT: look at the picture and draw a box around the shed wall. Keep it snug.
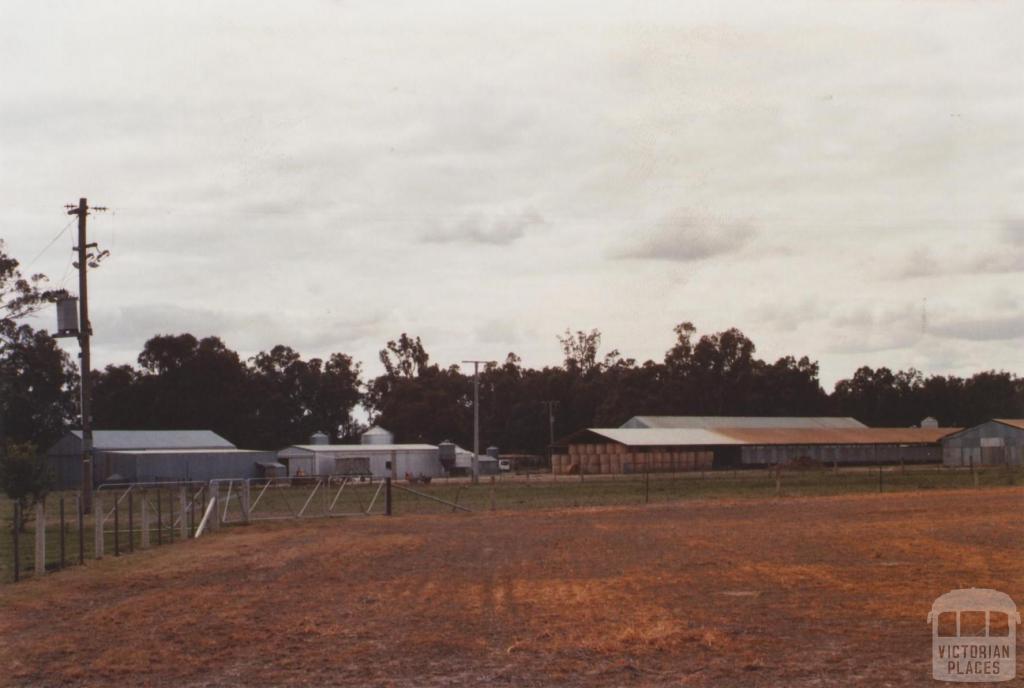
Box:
[941,421,1024,466]
[99,451,275,482]
[739,444,941,466]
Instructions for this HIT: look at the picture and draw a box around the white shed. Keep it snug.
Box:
[277,444,444,479]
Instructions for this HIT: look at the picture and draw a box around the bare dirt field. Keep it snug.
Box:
[2,488,1022,687]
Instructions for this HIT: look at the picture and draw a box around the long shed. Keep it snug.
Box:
[277,444,444,479]
[46,430,238,488]
[552,425,959,474]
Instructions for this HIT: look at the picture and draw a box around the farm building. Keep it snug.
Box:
[451,445,499,476]
[941,419,1024,467]
[95,448,277,483]
[276,444,444,479]
[553,422,959,474]
[46,429,250,488]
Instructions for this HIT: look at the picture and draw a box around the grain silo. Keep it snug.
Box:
[362,426,395,445]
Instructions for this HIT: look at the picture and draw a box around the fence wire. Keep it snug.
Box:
[3,464,1020,583]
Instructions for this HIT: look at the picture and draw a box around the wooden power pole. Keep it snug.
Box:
[65,198,107,514]
[461,360,495,484]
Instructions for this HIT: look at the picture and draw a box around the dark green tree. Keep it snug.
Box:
[0,442,52,529]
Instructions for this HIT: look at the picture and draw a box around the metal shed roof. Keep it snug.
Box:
[939,419,1024,440]
[566,426,957,447]
[103,448,268,455]
[621,416,867,430]
[68,430,235,450]
[587,428,745,446]
[713,427,959,445]
[279,444,437,458]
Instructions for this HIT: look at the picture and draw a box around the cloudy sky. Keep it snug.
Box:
[2,0,1022,389]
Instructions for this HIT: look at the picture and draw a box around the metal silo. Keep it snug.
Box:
[310,431,329,445]
[362,426,395,445]
[439,441,456,472]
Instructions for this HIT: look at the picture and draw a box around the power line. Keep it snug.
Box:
[24,217,76,268]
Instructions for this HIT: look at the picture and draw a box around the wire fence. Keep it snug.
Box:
[1,482,208,584]
[3,463,1020,583]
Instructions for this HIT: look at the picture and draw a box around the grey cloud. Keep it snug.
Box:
[902,247,1024,279]
[749,298,825,331]
[930,315,1024,342]
[420,210,544,245]
[613,216,756,262]
[821,304,923,354]
[1003,218,1024,241]
[901,219,1024,278]
[93,303,388,365]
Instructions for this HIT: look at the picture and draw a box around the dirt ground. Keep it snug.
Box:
[1,488,1022,687]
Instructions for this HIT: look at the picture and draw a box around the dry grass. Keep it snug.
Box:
[1,487,1022,687]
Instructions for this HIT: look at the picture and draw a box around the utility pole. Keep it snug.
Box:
[540,400,558,462]
[65,198,107,514]
[462,360,494,484]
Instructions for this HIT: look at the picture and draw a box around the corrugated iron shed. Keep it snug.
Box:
[994,419,1024,431]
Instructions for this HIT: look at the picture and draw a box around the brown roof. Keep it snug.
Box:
[995,419,1024,431]
[714,427,960,445]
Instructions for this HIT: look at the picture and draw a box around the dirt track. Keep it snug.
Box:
[2,488,1022,687]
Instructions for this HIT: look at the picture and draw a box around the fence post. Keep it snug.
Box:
[34,502,46,575]
[113,494,120,557]
[644,471,650,504]
[128,491,134,554]
[210,484,219,532]
[490,475,496,512]
[59,497,66,569]
[775,464,782,497]
[77,494,84,565]
[385,477,392,516]
[13,503,20,582]
[878,464,883,493]
[179,487,188,539]
[140,492,151,549]
[241,480,251,524]
[94,493,104,559]
[156,490,163,546]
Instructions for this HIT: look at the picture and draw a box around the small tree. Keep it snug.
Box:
[0,442,52,530]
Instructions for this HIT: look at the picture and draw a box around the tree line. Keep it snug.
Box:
[2,242,1023,454]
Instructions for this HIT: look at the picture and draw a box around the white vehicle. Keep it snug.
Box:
[498,459,512,472]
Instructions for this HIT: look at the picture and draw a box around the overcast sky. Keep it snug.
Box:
[2,0,1022,389]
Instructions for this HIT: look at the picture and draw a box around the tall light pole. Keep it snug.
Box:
[461,360,494,484]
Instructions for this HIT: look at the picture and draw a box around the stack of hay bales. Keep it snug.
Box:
[550,444,716,475]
